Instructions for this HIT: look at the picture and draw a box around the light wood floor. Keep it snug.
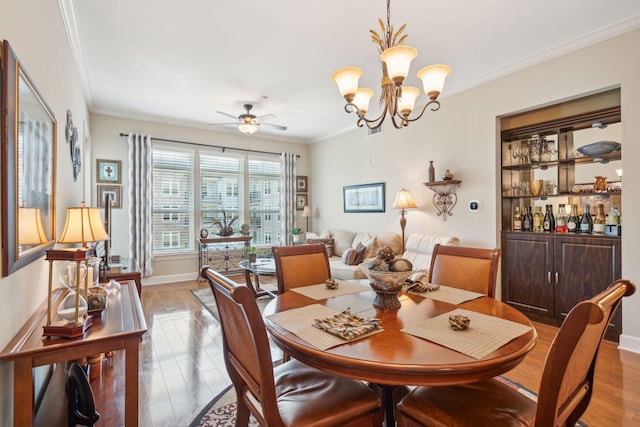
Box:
[138,277,640,426]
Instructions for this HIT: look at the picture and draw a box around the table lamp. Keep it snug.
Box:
[393,189,417,253]
[44,202,109,338]
[301,205,311,232]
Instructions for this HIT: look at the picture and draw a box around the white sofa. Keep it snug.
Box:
[307,229,459,280]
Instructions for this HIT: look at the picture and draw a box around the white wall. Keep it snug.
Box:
[310,29,640,351]
[90,114,310,284]
[0,0,91,423]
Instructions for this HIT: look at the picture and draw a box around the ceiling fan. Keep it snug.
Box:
[210,104,287,135]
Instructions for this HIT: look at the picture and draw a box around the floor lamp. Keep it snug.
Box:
[302,205,311,232]
[393,189,417,253]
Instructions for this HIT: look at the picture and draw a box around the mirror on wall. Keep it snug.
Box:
[1,40,56,276]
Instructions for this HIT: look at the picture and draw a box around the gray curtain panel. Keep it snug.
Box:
[128,133,154,277]
[280,152,297,245]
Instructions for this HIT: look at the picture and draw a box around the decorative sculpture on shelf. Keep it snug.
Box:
[205,211,239,237]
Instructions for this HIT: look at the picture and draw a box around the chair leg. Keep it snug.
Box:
[234,387,251,427]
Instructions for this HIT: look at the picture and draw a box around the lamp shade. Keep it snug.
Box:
[58,205,109,244]
[393,188,417,210]
[353,88,375,114]
[18,208,49,245]
[238,123,257,135]
[417,64,451,99]
[381,46,417,85]
[397,86,420,116]
[332,67,363,100]
[301,205,311,217]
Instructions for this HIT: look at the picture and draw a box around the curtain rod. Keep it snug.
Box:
[118,133,300,158]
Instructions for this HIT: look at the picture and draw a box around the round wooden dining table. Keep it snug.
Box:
[263,282,537,426]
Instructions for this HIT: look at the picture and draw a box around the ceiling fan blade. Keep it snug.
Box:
[257,114,276,122]
[208,122,238,126]
[260,122,287,131]
[216,111,239,120]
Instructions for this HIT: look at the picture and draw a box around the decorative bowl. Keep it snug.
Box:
[576,141,621,157]
[359,264,413,309]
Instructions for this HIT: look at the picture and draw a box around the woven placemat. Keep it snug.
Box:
[409,285,485,305]
[291,280,370,300]
[266,304,382,350]
[401,308,533,359]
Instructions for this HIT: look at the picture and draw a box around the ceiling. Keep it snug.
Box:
[62,0,640,143]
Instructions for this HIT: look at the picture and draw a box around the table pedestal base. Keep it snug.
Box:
[369,383,409,426]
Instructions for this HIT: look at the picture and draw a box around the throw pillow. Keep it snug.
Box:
[305,238,335,257]
[360,236,381,258]
[342,243,367,266]
[330,229,357,257]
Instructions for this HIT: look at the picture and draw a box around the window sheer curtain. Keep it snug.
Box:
[128,133,154,277]
[280,152,297,245]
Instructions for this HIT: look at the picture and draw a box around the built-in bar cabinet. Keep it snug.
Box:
[499,89,623,341]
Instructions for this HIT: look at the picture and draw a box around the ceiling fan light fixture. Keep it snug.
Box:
[238,123,258,135]
[332,0,450,130]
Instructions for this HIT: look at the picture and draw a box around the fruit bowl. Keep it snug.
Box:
[359,264,413,309]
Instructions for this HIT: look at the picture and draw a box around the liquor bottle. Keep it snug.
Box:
[543,204,555,232]
[522,207,532,232]
[567,205,579,233]
[533,206,543,232]
[513,206,522,231]
[579,205,592,234]
[593,203,606,235]
[555,204,567,233]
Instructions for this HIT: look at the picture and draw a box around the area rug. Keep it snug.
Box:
[191,287,273,321]
[189,378,587,426]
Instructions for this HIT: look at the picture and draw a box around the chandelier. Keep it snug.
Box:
[332,0,451,130]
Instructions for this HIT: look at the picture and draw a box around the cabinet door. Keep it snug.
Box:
[502,233,555,318]
[554,235,622,334]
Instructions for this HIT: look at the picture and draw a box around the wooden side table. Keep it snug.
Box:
[0,281,147,426]
[102,257,142,295]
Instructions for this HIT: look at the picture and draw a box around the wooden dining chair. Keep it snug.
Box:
[200,266,382,427]
[396,279,636,427]
[272,244,331,294]
[428,243,501,298]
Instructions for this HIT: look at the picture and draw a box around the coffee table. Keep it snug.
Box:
[239,258,277,298]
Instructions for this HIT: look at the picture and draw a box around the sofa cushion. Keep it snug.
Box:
[328,229,357,257]
[352,235,381,258]
[306,231,331,240]
[329,257,367,280]
[372,232,403,255]
[402,233,460,271]
[306,238,335,257]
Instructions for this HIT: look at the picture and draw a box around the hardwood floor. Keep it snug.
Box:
[136,278,640,426]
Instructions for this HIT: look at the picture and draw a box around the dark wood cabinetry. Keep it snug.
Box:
[502,231,621,340]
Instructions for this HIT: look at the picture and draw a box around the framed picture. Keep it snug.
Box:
[97,185,122,209]
[1,40,56,276]
[296,176,308,192]
[296,193,308,211]
[97,158,122,184]
[343,182,385,213]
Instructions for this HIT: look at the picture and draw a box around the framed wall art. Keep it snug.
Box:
[96,158,122,184]
[1,40,56,276]
[296,176,308,192]
[97,185,122,209]
[296,193,308,211]
[343,182,385,213]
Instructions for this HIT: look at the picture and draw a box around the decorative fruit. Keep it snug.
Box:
[375,246,395,263]
[389,258,412,272]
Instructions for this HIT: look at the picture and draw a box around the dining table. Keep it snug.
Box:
[262,279,538,426]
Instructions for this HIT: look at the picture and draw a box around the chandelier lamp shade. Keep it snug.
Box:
[393,188,417,253]
[332,0,451,130]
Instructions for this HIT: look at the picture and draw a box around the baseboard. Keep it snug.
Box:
[142,272,199,286]
[618,333,640,355]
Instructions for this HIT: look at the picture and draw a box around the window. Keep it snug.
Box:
[152,145,282,255]
[152,148,194,254]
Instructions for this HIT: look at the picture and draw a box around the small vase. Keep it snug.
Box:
[428,161,435,183]
[442,169,454,180]
[594,176,607,192]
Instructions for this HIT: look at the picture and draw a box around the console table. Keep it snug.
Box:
[0,281,147,426]
[198,235,251,276]
[102,257,142,295]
